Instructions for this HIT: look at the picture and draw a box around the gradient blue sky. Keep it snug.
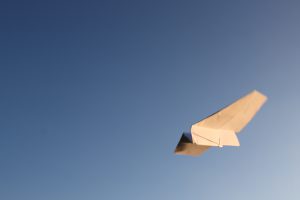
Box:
[1,0,300,199]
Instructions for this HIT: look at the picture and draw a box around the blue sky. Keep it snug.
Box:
[1,0,300,199]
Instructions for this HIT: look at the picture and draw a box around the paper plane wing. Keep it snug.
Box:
[192,90,267,133]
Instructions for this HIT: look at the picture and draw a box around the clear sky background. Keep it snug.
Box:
[1,0,300,199]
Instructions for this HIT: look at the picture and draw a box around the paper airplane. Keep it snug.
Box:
[174,90,267,156]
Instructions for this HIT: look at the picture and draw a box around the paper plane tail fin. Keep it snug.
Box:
[174,133,210,156]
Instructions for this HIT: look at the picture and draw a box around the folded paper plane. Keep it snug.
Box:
[174,90,267,156]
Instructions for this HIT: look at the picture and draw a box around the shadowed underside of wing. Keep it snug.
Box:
[174,133,210,156]
[192,90,267,133]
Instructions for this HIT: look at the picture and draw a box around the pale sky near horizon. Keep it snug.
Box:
[1,1,300,199]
